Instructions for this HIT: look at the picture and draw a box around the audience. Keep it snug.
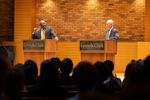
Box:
[120,84,150,100]
[104,60,121,90]
[130,59,135,63]
[1,55,150,100]
[28,60,68,97]
[5,67,24,100]
[50,57,61,72]
[94,61,115,96]
[23,60,38,85]
[125,61,147,88]
[0,57,9,100]
[143,55,150,81]
[120,58,150,100]
[59,58,73,86]
[121,62,135,89]
[15,63,24,70]
[68,62,98,100]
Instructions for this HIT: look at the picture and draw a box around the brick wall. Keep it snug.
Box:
[0,0,14,43]
[35,0,145,41]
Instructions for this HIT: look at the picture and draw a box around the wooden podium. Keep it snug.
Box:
[23,39,57,75]
[79,39,117,64]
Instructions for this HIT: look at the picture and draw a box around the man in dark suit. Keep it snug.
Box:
[105,20,119,39]
[32,20,59,41]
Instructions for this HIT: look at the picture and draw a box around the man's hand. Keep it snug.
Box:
[55,37,59,41]
[32,27,37,34]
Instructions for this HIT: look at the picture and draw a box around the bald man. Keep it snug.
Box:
[32,20,59,41]
[105,20,119,39]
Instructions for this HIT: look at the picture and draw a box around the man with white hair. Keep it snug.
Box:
[105,20,119,39]
[32,20,59,41]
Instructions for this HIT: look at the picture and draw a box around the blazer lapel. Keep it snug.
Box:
[39,28,42,39]
[109,28,114,37]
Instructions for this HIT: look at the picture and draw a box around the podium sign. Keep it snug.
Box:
[80,40,105,51]
[23,40,45,50]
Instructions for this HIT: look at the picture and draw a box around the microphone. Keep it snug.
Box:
[102,30,104,39]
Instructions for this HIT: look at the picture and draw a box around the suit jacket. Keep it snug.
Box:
[32,27,57,39]
[105,28,119,39]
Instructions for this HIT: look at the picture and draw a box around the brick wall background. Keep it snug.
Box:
[0,0,14,43]
[36,0,145,41]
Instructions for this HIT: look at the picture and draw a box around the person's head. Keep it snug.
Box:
[50,57,61,70]
[23,60,38,85]
[40,20,46,29]
[0,57,8,91]
[143,56,150,80]
[125,63,135,80]
[38,60,58,85]
[126,62,146,87]
[72,62,98,92]
[60,58,73,75]
[131,59,135,63]
[5,67,24,96]
[15,63,24,70]
[94,61,109,83]
[106,20,114,30]
[104,60,114,75]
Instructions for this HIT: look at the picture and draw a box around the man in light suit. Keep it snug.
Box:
[105,20,119,39]
[32,20,59,41]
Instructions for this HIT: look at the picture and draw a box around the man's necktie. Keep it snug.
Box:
[42,30,45,39]
[106,30,110,39]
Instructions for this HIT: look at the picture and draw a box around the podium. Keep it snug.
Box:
[23,39,57,75]
[79,39,117,64]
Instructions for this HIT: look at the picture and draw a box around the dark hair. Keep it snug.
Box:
[72,62,98,92]
[5,67,24,94]
[104,60,114,73]
[120,84,150,100]
[125,63,135,80]
[23,60,38,85]
[60,58,73,74]
[0,57,8,90]
[131,59,135,63]
[50,57,61,69]
[94,61,109,82]
[38,60,58,85]
[15,63,24,70]
[126,62,146,87]
[143,56,150,80]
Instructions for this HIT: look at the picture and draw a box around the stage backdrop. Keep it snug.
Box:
[2,0,150,74]
[35,0,145,42]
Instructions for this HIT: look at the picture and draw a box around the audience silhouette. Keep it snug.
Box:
[1,56,150,100]
[28,60,68,97]
[59,58,73,86]
[23,60,38,85]
[5,67,24,100]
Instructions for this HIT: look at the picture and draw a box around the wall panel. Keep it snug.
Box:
[115,42,138,73]
[56,42,81,68]
[145,0,150,41]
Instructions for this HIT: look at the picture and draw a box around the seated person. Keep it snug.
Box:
[5,67,24,100]
[50,57,61,74]
[104,60,121,90]
[28,60,68,97]
[94,61,114,95]
[68,62,98,100]
[23,60,38,85]
[59,58,73,86]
